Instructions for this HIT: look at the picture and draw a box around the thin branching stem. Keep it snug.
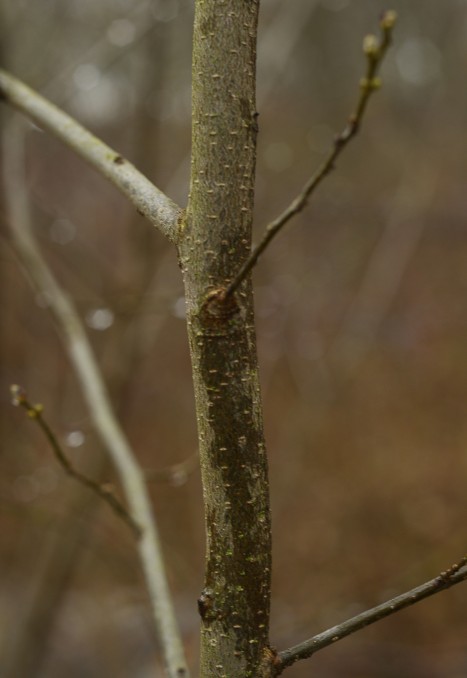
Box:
[2,119,189,678]
[225,10,397,299]
[10,386,141,536]
[0,68,182,243]
[275,556,467,674]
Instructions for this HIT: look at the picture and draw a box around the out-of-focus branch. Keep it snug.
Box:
[2,119,189,678]
[0,68,182,243]
[225,10,397,299]
[10,385,141,536]
[274,556,467,675]
[145,453,199,486]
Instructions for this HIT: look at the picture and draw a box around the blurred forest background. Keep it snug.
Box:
[1,0,467,676]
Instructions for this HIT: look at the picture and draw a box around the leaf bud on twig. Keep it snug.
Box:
[381,10,397,30]
[363,34,379,57]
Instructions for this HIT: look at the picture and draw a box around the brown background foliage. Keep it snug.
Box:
[1,1,466,676]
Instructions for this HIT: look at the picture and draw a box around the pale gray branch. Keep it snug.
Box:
[275,557,467,674]
[2,118,189,678]
[0,68,182,243]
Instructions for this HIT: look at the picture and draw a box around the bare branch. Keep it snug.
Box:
[225,10,397,299]
[275,555,467,675]
[0,68,182,243]
[10,385,141,537]
[145,453,199,486]
[2,119,189,678]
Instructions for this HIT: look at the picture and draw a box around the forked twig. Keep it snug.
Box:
[275,555,467,674]
[225,10,397,299]
[10,385,141,537]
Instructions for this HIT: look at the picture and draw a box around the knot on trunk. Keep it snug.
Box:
[203,288,239,318]
[198,287,240,330]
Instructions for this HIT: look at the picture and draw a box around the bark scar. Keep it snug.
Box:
[204,288,239,318]
[197,587,220,623]
[197,288,243,337]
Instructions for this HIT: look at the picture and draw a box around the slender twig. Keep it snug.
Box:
[2,119,189,678]
[0,68,182,243]
[10,385,141,536]
[145,453,199,485]
[225,10,397,299]
[274,556,467,674]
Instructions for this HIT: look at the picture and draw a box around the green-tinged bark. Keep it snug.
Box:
[178,0,274,675]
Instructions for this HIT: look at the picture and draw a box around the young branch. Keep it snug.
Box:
[10,385,141,537]
[2,119,189,678]
[275,555,467,675]
[0,68,182,243]
[225,10,397,299]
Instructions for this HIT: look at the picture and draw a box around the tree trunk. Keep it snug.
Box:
[178,0,274,675]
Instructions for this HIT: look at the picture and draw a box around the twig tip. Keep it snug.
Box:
[10,383,26,406]
[381,10,397,30]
